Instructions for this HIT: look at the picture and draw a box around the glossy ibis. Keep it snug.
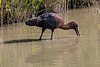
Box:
[25,13,80,40]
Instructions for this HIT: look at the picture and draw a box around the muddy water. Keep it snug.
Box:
[0,6,100,67]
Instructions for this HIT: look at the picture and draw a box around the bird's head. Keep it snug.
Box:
[67,22,80,36]
[25,18,37,26]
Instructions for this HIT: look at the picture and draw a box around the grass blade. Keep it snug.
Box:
[0,0,1,8]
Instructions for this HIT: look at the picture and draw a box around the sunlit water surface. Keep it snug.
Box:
[0,6,100,67]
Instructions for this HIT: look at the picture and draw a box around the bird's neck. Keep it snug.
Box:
[59,24,70,30]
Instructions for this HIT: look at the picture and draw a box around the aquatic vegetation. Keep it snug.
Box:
[0,0,1,8]
[0,0,61,25]
[0,0,99,25]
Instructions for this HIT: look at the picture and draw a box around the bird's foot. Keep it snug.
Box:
[39,38,41,40]
[50,38,53,40]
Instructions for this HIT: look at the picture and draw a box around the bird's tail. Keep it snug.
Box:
[25,18,37,26]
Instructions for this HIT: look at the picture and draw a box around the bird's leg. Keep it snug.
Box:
[51,29,54,40]
[39,28,46,40]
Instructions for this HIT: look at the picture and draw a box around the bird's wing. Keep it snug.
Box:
[37,13,61,29]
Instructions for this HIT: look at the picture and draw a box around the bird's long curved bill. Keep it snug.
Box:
[75,27,80,36]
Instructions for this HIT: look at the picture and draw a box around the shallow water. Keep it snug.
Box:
[0,6,100,67]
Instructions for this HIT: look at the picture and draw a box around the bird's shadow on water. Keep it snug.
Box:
[3,39,48,44]
[3,36,77,44]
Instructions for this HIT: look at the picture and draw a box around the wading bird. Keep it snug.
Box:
[25,13,80,40]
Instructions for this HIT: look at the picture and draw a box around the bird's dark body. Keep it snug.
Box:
[36,13,61,29]
[25,13,80,40]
